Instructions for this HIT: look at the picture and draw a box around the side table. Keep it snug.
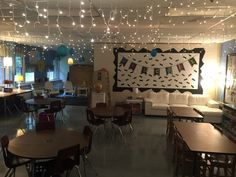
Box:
[126,98,143,115]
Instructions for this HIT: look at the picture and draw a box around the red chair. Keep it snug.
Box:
[45,100,64,122]
[36,112,55,131]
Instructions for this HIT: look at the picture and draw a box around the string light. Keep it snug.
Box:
[0,0,235,48]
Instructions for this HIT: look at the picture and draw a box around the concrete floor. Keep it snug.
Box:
[0,106,174,177]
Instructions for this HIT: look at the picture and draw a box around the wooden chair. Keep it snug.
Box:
[166,108,175,143]
[1,135,31,177]
[173,131,208,177]
[206,154,236,177]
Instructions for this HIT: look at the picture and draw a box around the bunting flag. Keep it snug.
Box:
[120,57,128,66]
[141,66,148,74]
[166,67,173,75]
[129,62,137,71]
[188,57,197,67]
[177,63,185,72]
[154,68,160,76]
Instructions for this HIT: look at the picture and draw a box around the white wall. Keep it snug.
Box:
[94,43,221,105]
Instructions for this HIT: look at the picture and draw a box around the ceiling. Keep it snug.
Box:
[0,0,236,47]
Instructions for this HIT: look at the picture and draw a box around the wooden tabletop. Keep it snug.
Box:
[8,129,88,159]
[169,106,203,121]
[89,106,125,118]
[174,122,236,154]
[25,98,63,106]
[0,89,32,98]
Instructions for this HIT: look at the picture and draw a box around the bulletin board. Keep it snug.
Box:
[113,48,205,93]
[224,54,236,104]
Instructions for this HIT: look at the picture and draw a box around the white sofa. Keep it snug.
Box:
[144,90,223,123]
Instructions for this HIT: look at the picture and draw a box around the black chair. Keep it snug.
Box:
[86,109,105,134]
[43,144,81,177]
[81,126,97,176]
[112,104,133,137]
[20,97,37,119]
[1,135,31,177]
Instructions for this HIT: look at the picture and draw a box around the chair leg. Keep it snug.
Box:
[84,154,98,176]
[129,124,134,132]
[4,168,12,177]
[74,165,82,177]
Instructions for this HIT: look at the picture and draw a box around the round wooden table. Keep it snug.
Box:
[25,98,63,107]
[89,106,125,119]
[8,129,88,159]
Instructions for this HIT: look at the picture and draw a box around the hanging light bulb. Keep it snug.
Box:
[67,57,74,65]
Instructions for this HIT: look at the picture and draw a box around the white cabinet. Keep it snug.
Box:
[91,92,106,108]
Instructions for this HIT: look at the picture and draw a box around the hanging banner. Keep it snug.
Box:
[119,57,128,66]
[177,63,185,72]
[154,68,160,76]
[188,57,197,67]
[141,66,148,74]
[129,62,137,71]
[165,67,173,75]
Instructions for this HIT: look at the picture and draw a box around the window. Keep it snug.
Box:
[47,71,54,81]
[0,57,4,84]
[25,72,35,82]
[15,56,23,75]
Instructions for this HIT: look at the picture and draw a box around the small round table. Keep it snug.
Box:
[25,98,63,107]
[89,106,125,119]
[8,129,88,159]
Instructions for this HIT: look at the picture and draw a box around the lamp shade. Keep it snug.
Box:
[3,57,12,67]
[67,57,74,65]
[14,75,24,82]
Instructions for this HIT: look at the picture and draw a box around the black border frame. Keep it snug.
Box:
[113,47,205,94]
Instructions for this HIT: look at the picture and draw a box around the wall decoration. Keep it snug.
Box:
[224,54,236,104]
[113,48,205,93]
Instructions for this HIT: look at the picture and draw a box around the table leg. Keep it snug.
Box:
[3,97,6,117]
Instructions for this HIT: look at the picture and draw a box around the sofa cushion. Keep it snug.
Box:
[191,105,222,117]
[169,104,189,108]
[147,91,169,104]
[169,93,188,105]
[188,94,209,106]
[152,103,169,110]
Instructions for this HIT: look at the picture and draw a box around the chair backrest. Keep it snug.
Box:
[64,81,73,90]
[86,109,96,124]
[53,144,80,175]
[1,135,11,167]
[83,126,93,154]
[36,112,55,131]
[96,102,107,107]
[115,104,132,123]
[50,100,62,112]
[45,81,54,91]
